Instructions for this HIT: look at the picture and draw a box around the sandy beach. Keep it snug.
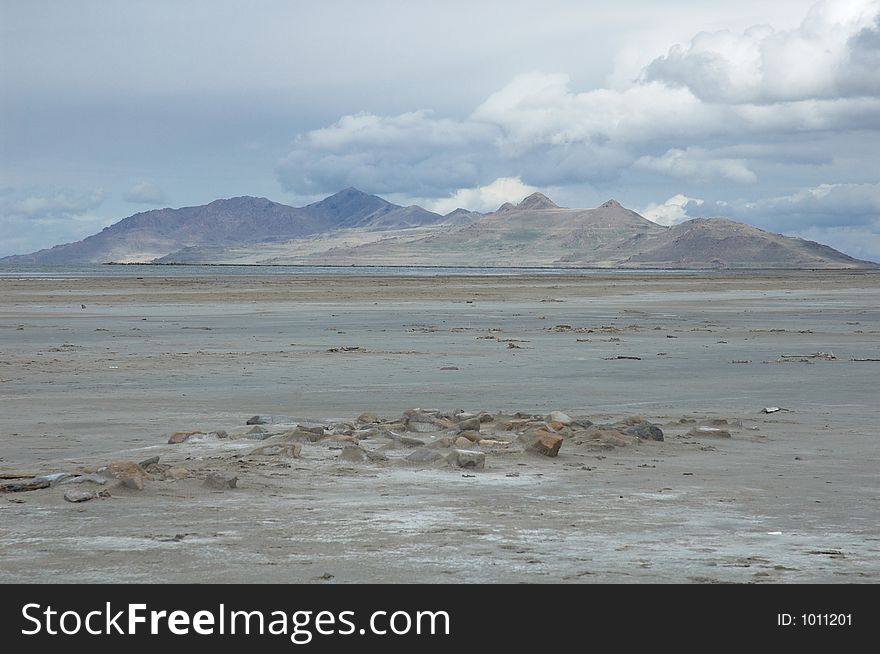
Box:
[1,270,878,583]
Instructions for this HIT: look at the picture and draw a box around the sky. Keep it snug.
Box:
[2,0,880,260]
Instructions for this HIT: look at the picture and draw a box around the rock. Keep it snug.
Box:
[144,463,171,479]
[165,467,190,480]
[458,430,482,443]
[298,425,326,436]
[327,434,357,443]
[339,446,367,463]
[203,473,237,490]
[406,416,441,432]
[365,450,389,462]
[168,431,204,444]
[103,462,150,490]
[246,415,272,425]
[34,473,77,486]
[571,419,594,429]
[405,448,445,464]
[623,423,665,442]
[250,442,302,458]
[63,490,96,503]
[446,449,486,469]
[246,425,268,436]
[398,435,426,447]
[547,411,573,426]
[209,430,229,439]
[122,476,144,490]
[0,479,51,493]
[282,428,325,443]
[456,417,481,432]
[478,412,494,423]
[59,474,107,486]
[426,436,454,449]
[526,430,563,457]
[357,412,381,424]
[138,456,160,467]
[762,406,781,414]
[478,439,509,448]
[454,436,475,448]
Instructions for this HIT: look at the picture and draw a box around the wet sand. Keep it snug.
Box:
[1,271,879,582]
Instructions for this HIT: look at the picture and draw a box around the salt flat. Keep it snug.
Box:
[1,271,878,582]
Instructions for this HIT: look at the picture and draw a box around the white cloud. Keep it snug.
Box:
[277,4,880,200]
[724,182,880,228]
[640,194,705,226]
[0,187,110,257]
[644,0,880,103]
[635,148,758,183]
[123,181,167,204]
[425,177,539,215]
[5,188,106,221]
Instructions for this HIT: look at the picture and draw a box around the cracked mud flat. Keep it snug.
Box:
[1,270,879,583]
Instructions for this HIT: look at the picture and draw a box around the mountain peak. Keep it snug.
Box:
[517,192,558,210]
[599,199,622,209]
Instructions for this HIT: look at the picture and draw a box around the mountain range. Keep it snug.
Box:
[2,188,874,269]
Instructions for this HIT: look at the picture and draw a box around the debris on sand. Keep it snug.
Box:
[203,473,237,490]
[779,352,836,361]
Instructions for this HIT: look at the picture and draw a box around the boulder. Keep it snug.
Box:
[623,423,665,442]
[203,473,237,490]
[250,442,302,458]
[456,417,481,432]
[458,430,482,443]
[406,414,442,433]
[168,431,204,444]
[282,428,325,443]
[454,436,475,448]
[525,430,563,457]
[34,473,77,486]
[246,415,272,425]
[59,474,107,486]
[406,449,445,464]
[357,412,381,424]
[547,411,573,426]
[63,490,96,503]
[446,449,486,469]
[102,462,150,490]
[426,436,454,449]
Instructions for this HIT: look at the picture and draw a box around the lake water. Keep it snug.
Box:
[0,263,702,279]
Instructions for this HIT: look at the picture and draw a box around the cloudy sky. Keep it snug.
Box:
[2,0,880,259]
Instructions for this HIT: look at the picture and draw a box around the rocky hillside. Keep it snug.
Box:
[1,189,446,264]
[3,189,874,269]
